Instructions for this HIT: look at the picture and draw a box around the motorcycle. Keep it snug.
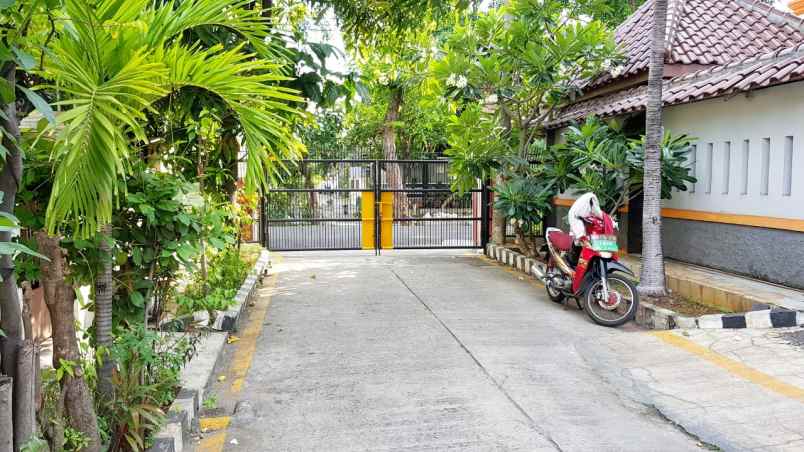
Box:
[533,213,639,327]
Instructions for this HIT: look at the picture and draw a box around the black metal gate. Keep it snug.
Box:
[260,160,489,252]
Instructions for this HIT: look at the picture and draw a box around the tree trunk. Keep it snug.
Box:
[13,340,35,452]
[639,0,668,297]
[514,224,536,259]
[0,63,23,380]
[301,162,318,217]
[37,232,101,452]
[491,175,506,244]
[95,224,114,402]
[491,106,513,245]
[383,88,408,217]
[0,376,12,452]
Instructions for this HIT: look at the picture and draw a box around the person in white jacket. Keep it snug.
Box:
[566,192,604,266]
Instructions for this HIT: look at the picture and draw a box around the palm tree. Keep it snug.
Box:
[639,0,668,296]
[43,0,303,441]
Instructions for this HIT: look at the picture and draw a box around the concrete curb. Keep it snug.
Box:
[485,243,541,278]
[486,243,804,331]
[637,302,803,330]
[148,249,270,452]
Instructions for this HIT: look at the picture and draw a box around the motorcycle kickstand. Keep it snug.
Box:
[574,297,583,310]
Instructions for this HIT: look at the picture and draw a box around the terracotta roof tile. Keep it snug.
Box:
[589,0,804,88]
[548,43,804,128]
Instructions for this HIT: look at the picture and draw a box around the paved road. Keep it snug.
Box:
[206,250,804,452]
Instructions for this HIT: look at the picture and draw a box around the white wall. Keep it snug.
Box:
[663,81,804,220]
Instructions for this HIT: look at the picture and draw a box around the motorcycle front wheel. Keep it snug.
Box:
[583,274,638,327]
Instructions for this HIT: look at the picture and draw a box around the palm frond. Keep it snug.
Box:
[46,45,167,236]
[144,0,286,60]
[161,43,305,190]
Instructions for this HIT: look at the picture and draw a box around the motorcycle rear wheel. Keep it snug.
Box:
[583,274,638,327]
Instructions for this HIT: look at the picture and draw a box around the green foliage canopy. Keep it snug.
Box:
[433,0,619,189]
[45,0,305,238]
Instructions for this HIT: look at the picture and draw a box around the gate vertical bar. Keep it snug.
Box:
[481,179,490,250]
[374,160,381,255]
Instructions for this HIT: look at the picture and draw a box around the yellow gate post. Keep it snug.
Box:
[360,192,375,250]
[380,192,393,249]
[360,191,394,250]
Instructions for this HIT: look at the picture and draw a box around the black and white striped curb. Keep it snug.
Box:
[637,301,803,330]
[149,249,271,452]
[486,243,804,331]
[485,243,542,277]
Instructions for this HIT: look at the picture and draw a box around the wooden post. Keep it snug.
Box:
[14,340,35,451]
[0,376,13,452]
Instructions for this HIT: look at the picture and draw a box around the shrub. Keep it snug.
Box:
[100,326,198,451]
[176,245,253,323]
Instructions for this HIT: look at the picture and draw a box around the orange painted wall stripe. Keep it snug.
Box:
[553,197,574,207]
[661,208,804,233]
[553,198,804,233]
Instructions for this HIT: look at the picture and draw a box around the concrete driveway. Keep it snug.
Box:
[200,250,804,452]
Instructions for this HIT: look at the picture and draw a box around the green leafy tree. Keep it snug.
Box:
[432,0,618,243]
[559,117,696,215]
[315,0,464,47]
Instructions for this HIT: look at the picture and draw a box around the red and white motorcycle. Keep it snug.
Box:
[533,212,639,327]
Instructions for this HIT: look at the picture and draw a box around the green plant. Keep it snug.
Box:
[20,437,49,452]
[63,427,90,452]
[629,132,698,200]
[202,394,218,410]
[558,116,697,214]
[107,360,167,451]
[493,177,554,258]
[444,104,506,194]
[176,246,252,322]
[101,326,198,451]
[176,288,237,323]
[560,117,633,214]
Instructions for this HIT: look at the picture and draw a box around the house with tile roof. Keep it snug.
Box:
[545,0,804,289]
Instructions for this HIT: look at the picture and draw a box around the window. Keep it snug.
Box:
[705,143,713,194]
[761,138,770,196]
[783,136,794,196]
[741,140,749,195]
[722,141,731,195]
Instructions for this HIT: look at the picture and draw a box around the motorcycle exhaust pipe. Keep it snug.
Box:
[531,263,546,281]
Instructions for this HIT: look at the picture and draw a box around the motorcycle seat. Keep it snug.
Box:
[547,229,573,251]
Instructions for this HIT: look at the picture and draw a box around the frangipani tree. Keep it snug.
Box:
[432,0,618,244]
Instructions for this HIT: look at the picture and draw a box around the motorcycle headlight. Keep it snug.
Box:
[599,252,613,259]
